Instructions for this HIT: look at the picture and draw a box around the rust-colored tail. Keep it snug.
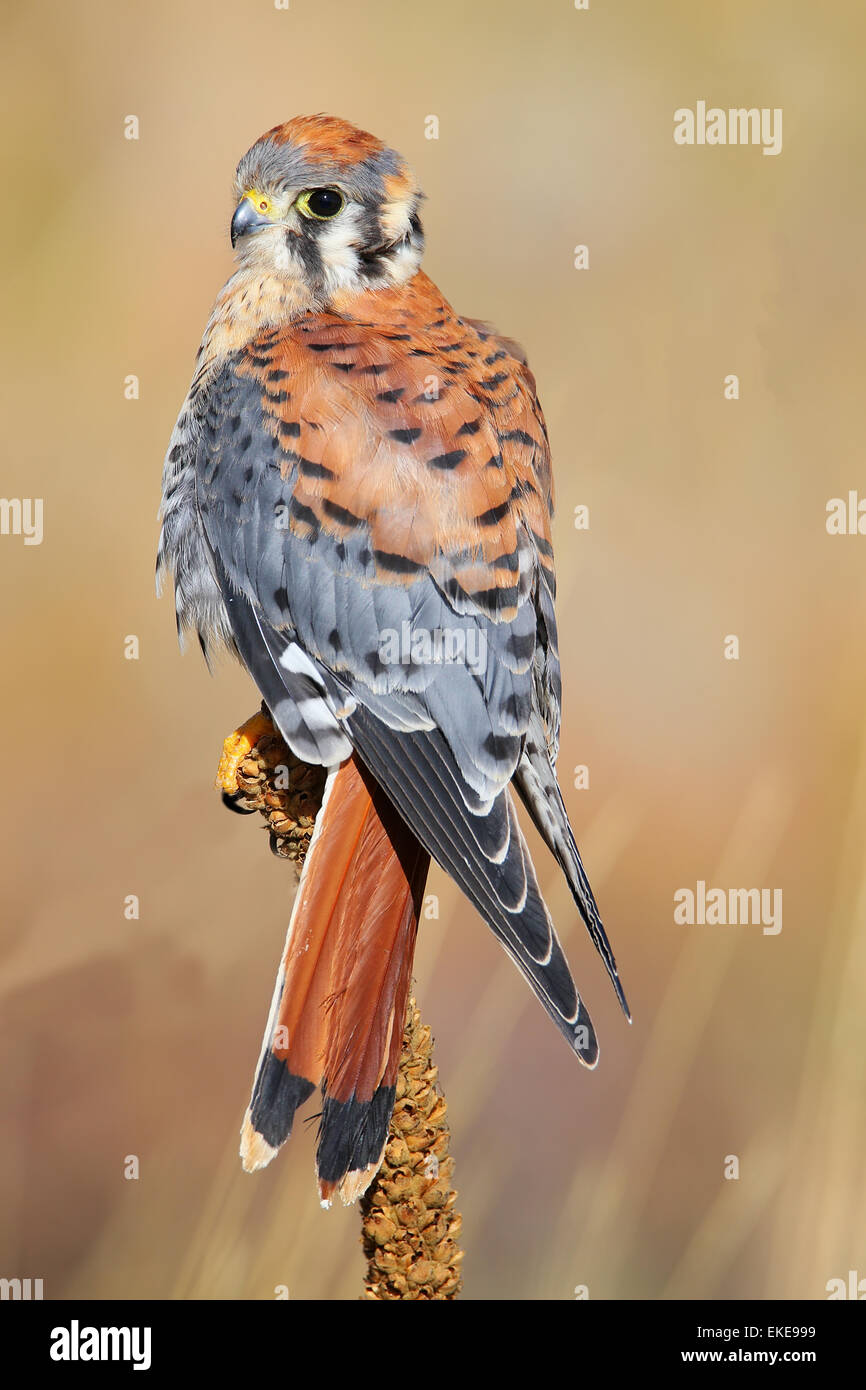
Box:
[240,754,430,1205]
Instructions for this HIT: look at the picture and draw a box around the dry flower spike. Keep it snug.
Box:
[360,999,463,1299]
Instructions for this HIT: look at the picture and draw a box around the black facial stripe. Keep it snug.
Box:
[286,227,323,282]
[351,206,386,262]
[301,202,380,286]
[356,213,425,285]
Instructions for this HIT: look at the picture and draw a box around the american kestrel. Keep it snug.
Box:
[158,115,629,1205]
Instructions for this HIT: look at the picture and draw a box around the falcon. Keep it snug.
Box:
[158,115,630,1205]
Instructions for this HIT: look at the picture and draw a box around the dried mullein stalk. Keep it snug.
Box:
[360,999,463,1300]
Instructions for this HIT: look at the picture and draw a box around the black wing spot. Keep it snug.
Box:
[482,731,519,760]
[502,693,523,721]
[363,647,388,677]
[492,546,520,572]
[476,499,511,527]
[290,497,319,531]
[374,549,424,576]
[531,531,554,558]
[508,630,536,661]
[388,427,422,445]
[499,429,536,447]
[427,449,467,471]
[322,498,366,530]
[297,457,335,480]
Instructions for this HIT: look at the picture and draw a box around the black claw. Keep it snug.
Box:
[222,791,256,814]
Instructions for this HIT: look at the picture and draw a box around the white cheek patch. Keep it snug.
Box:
[386,237,423,285]
[318,205,364,291]
[380,192,412,241]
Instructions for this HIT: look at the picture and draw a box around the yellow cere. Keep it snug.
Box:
[245,189,274,218]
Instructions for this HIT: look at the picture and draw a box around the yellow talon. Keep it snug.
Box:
[216,710,274,794]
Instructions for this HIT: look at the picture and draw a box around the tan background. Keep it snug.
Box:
[1,0,864,1300]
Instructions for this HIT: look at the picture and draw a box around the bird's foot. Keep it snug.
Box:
[215,709,275,795]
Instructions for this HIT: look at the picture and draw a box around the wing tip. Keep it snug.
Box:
[613,975,632,1022]
[577,1038,600,1070]
[572,1000,599,1069]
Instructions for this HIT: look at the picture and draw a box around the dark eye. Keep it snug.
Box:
[296,188,345,221]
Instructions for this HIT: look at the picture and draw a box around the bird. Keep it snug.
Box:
[157,114,630,1206]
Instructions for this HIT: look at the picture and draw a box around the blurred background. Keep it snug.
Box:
[1,0,864,1300]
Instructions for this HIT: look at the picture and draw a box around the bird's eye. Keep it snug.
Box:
[296,188,345,221]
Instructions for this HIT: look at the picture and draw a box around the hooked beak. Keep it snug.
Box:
[230,196,272,249]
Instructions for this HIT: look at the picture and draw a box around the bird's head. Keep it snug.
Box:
[229,115,424,298]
